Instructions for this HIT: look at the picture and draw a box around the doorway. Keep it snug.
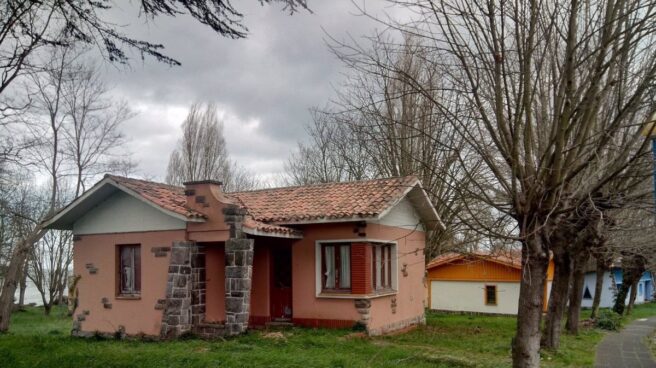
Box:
[270,245,293,321]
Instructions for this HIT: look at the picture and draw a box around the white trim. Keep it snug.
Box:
[314,238,399,298]
[316,291,397,300]
[276,216,376,226]
[242,227,303,239]
[375,183,416,220]
[42,177,204,229]
[111,180,204,223]
[42,177,113,228]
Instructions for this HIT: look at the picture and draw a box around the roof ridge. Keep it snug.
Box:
[105,174,184,191]
[232,175,419,195]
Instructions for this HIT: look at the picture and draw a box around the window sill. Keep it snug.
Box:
[317,290,397,300]
[116,295,141,300]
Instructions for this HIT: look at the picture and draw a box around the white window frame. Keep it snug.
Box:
[315,239,398,299]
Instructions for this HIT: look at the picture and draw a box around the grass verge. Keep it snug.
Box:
[3,304,655,367]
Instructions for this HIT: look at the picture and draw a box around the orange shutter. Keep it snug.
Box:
[351,242,372,294]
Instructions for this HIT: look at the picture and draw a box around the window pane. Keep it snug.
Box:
[120,245,140,294]
[133,246,141,292]
[120,246,134,293]
[375,246,382,289]
[324,246,335,289]
[384,245,391,288]
[339,245,351,288]
[486,286,496,304]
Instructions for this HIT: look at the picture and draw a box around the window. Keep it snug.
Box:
[373,243,393,290]
[118,245,141,295]
[639,283,644,297]
[485,285,497,305]
[583,286,592,299]
[321,243,351,292]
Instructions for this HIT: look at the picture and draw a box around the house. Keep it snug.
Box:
[426,252,554,315]
[581,268,653,308]
[43,175,441,338]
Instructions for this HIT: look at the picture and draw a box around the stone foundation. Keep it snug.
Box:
[367,314,426,336]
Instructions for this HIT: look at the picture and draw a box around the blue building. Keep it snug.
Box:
[581,268,653,308]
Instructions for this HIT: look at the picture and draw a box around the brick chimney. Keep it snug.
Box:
[183,180,224,213]
[183,180,234,234]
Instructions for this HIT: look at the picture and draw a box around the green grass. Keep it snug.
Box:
[2,304,655,368]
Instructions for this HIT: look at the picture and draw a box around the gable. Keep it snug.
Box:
[427,258,521,282]
[73,191,186,235]
[370,198,425,231]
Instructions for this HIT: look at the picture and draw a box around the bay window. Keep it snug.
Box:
[321,243,351,291]
[317,241,397,297]
[373,243,393,290]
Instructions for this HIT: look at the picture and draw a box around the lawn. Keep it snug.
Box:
[1,305,654,368]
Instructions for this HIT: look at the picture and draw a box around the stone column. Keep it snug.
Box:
[223,205,254,336]
[160,241,205,339]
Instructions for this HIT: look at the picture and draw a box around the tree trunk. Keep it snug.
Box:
[512,235,550,368]
[542,246,571,349]
[626,278,639,315]
[614,282,630,315]
[67,275,81,317]
[0,228,46,332]
[566,252,587,334]
[18,259,28,308]
[590,258,606,319]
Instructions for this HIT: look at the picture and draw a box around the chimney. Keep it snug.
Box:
[183,180,225,212]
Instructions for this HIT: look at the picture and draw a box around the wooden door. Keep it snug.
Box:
[270,246,293,320]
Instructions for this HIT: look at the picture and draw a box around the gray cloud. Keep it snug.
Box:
[100,1,403,181]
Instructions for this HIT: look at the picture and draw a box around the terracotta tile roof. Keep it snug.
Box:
[105,174,421,237]
[229,176,420,224]
[242,216,302,238]
[427,251,523,270]
[106,175,205,219]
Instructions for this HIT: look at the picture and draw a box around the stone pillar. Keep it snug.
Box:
[160,241,205,339]
[223,205,254,336]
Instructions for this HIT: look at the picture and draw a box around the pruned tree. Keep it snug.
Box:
[166,102,260,192]
[347,0,656,366]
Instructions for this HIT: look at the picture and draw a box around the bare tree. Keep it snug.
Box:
[345,1,656,366]
[287,34,495,260]
[61,61,131,197]
[166,102,260,192]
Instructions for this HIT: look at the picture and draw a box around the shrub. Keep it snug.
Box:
[595,310,623,331]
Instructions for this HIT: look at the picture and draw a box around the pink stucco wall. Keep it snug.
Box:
[73,223,425,336]
[204,242,225,323]
[250,242,271,319]
[203,240,271,323]
[365,223,426,334]
[290,222,426,332]
[73,230,186,336]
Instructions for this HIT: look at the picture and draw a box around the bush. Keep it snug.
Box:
[595,310,623,331]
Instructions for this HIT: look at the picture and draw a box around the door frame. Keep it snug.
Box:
[269,244,293,320]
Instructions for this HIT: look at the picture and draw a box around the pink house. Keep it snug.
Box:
[43,175,440,338]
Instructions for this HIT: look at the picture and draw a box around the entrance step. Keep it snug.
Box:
[265,320,294,330]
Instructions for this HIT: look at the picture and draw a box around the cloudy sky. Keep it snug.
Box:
[99,1,405,183]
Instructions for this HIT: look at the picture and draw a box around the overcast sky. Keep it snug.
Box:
[99,1,405,183]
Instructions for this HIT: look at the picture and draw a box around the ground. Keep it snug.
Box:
[1,305,655,367]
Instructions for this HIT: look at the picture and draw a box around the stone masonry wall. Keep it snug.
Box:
[160,241,206,339]
[223,205,254,336]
